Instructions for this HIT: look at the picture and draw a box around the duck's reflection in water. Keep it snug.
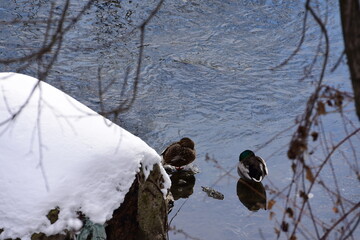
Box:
[170,171,196,200]
[236,178,267,211]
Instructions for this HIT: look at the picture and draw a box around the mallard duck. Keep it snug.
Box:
[237,150,268,182]
[161,137,196,169]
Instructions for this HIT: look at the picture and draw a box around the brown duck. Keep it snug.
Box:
[161,137,196,169]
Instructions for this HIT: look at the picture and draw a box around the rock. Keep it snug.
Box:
[30,233,70,240]
[46,208,60,225]
[105,163,169,240]
[201,186,224,200]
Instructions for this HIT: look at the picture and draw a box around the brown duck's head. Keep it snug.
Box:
[179,137,195,149]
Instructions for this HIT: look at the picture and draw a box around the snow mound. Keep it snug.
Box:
[0,72,170,240]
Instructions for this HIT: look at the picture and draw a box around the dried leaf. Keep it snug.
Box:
[305,166,315,183]
[290,234,297,240]
[268,199,276,210]
[281,221,289,232]
[297,125,307,138]
[269,211,275,220]
[299,191,309,201]
[333,207,339,213]
[311,131,318,141]
[288,139,307,160]
[317,101,326,115]
[286,207,294,218]
[335,93,344,107]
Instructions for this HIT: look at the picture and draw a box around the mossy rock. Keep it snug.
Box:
[137,164,168,240]
[46,207,60,224]
[30,232,70,240]
[106,163,169,240]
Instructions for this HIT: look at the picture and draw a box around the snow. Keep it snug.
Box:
[0,72,171,240]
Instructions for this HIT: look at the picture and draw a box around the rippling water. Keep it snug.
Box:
[1,0,358,239]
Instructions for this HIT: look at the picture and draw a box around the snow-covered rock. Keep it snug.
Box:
[0,72,170,240]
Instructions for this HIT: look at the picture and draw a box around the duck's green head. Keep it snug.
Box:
[239,150,255,162]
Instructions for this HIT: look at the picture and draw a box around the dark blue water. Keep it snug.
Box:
[1,0,359,239]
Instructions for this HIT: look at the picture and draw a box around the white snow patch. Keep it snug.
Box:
[0,72,170,240]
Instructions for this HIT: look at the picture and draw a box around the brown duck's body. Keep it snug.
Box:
[161,138,196,168]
